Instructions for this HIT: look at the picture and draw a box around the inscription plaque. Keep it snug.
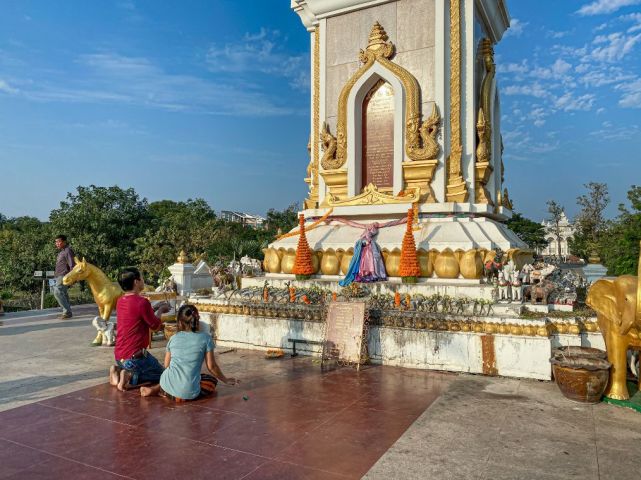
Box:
[322,302,366,370]
[362,81,394,191]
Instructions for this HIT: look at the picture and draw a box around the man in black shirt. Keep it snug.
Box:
[53,234,75,319]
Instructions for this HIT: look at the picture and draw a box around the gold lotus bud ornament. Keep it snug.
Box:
[177,250,188,264]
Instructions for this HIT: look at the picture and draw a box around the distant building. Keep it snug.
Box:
[220,210,265,228]
[540,211,574,259]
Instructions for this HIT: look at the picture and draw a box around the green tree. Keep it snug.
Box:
[265,203,299,235]
[546,200,565,259]
[133,199,219,282]
[570,182,610,261]
[601,185,641,276]
[506,213,547,251]
[0,216,54,293]
[49,185,151,278]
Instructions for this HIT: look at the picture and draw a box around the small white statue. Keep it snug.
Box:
[498,270,510,301]
[92,316,116,347]
[520,264,533,284]
[511,269,522,302]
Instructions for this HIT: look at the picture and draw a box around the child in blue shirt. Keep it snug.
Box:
[141,305,237,400]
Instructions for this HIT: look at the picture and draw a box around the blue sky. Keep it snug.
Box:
[0,0,639,222]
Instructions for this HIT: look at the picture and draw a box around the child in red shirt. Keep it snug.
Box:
[109,267,170,391]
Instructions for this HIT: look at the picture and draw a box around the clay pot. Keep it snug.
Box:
[434,249,459,279]
[340,249,354,274]
[460,249,484,279]
[550,354,611,403]
[264,248,281,273]
[320,249,340,275]
[552,346,607,360]
[417,249,433,277]
[281,249,296,274]
[384,249,401,277]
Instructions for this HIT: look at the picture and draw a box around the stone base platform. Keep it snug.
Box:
[193,298,604,381]
[243,275,498,300]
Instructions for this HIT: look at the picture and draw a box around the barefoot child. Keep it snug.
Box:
[109,267,170,391]
[141,305,238,400]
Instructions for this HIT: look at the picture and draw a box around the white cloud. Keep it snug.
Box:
[530,58,573,81]
[498,60,529,75]
[503,128,559,158]
[578,65,635,86]
[577,0,641,16]
[616,78,641,107]
[589,122,640,139]
[15,52,301,117]
[554,92,595,111]
[503,82,550,98]
[206,28,309,91]
[547,30,572,39]
[529,107,548,127]
[621,12,641,32]
[504,18,528,38]
[0,79,18,94]
[587,31,641,62]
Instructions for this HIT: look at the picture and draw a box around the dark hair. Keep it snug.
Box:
[177,305,200,332]
[118,267,141,291]
[55,234,67,242]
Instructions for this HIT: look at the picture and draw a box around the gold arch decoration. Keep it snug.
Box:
[446,0,468,203]
[320,22,440,205]
[327,184,420,207]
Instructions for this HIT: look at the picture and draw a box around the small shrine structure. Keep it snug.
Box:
[263,0,531,286]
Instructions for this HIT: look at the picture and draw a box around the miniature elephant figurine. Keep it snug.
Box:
[586,274,641,400]
[529,280,554,305]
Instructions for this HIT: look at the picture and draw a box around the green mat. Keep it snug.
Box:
[602,382,641,413]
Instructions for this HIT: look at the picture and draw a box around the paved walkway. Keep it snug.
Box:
[1,308,641,479]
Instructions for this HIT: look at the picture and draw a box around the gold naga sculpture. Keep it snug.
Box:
[63,258,123,346]
[320,122,339,170]
[586,242,641,400]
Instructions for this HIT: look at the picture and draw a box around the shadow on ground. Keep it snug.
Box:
[0,319,90,336]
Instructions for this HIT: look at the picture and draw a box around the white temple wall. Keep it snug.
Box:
[324,0,437,190]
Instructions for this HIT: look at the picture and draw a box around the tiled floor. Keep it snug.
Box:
[0,350,453,479]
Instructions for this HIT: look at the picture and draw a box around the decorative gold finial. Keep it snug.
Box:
[502,188,513,210]
[479,38,494,58]
[361,22,394,60]
[367,22,388,50]
[177,250,188,264]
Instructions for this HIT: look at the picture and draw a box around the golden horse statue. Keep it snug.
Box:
[63,258,178,346]
[586,242,641,400]
[63,258,124,346]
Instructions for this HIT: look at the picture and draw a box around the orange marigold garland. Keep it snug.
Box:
[292,214,315,280]
[399,208,421,284]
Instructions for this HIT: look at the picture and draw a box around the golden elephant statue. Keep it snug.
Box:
[586,266,641,400]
